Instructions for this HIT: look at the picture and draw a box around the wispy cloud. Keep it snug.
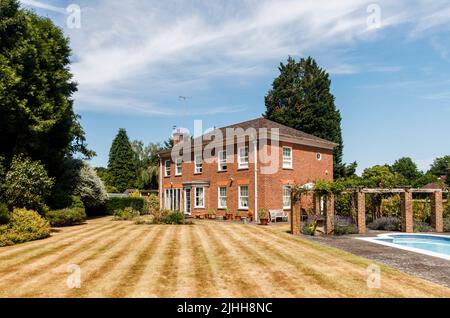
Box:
[19,0,450,116]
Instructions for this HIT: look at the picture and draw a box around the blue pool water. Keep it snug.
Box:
[375,235,450,256]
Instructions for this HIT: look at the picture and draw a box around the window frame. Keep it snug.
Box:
[194,155,203,174]
[218,187,228,209]
[218,150,227,172]
[282,146,293,169]
[238,146,249,169]
[175,158,182,176]
[283,185,292,210]
[238,185,249,210]
[164,160,171,177]
[194,187,205,209]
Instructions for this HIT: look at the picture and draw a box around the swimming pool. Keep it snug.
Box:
[358,234,450,260]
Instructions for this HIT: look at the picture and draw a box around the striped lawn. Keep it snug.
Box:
[0,217,449,298]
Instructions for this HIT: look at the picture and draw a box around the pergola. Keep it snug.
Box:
[291,187,448,236]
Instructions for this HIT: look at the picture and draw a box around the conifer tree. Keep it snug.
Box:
[108,129,137,192]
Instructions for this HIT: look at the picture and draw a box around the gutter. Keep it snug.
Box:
[158,154,163,210]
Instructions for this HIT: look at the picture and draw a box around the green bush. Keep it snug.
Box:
[444,218,450,232]
[150,209,170,224]
[164,211,185,225]
[46,208,87,227]
[106,197,145,215]
[0,203,10,225]
[145,194,160,213]
[0,209,50,247]
[113,207,140,221]
[70,196,85,209]
[4,155,54,214]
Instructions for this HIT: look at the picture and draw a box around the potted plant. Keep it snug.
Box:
[247,209,254,223]
[207,209,216,220]
[258,208,270,226]
[225,208,234,221]
[235,210,242,222]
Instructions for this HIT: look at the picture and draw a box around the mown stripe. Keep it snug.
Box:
[5,223,133,297]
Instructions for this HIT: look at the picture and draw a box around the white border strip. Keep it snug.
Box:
[357,233,450,261]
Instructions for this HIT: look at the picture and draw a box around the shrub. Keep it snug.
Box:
[4,155,54,214]
[145,194,160,214]
[368,217,401,231]
[113,207,140,221]
[46,208,87,227]
[151,209,170,224]
[0,209,50,247]
[0,203,10,225]
[70,196,85,209]
[334,216,358,236]
[75,163,108,213]
[258,208,269,220]
[444,218,450,232]
[164,211,185,225]
[414,221,434,233]
[106,197,145,215]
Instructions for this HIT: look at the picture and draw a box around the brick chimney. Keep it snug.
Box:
[172,127,186,145]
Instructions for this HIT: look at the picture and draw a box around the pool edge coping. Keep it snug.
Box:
[356,233,450,261]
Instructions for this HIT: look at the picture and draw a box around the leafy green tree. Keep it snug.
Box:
[108,129,138,192]
[4,155,54,213]
[428,156,450,177]
[131,140,161,190]
[0,0,94,196]
[412,173,440,188]
[361,165,404,220]
[391,157,422,184]
[264,56,351,178]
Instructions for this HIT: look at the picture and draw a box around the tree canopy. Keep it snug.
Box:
[264,56,352,178]
[428,156,450,177]
[391,157,421,183]
[108,129,138,193]
[0,0,94,191]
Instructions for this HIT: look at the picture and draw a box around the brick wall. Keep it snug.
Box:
[160,140,333,218]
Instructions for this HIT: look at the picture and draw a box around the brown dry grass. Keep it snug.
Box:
[0,217,449,298]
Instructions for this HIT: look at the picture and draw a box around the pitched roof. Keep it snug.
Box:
[159,117,337,155]
[219,117,336,146]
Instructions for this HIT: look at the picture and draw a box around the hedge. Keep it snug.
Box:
[46,208,87,227]
[105,197,145,215]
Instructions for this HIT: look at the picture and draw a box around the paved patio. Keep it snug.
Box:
[304,232,450,288]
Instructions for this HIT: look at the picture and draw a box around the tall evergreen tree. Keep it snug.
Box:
[264,56,350,178]
[108,129,137,192]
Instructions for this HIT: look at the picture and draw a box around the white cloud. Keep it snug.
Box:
[19,0,450,116]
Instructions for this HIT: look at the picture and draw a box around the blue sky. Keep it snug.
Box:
[20,0,450,173]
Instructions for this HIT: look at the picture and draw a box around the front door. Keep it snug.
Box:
[184,188,192,215]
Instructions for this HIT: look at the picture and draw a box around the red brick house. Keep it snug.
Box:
[158,118,336,221]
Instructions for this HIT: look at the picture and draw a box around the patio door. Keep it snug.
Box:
[184,188,192,215]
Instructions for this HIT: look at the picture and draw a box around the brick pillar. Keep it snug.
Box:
[291,194,301,236]
[325,194,334,235]
[400,190,413,233]
[355,191,366,234]
[430,191,443,233]
[313,193,321,215]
